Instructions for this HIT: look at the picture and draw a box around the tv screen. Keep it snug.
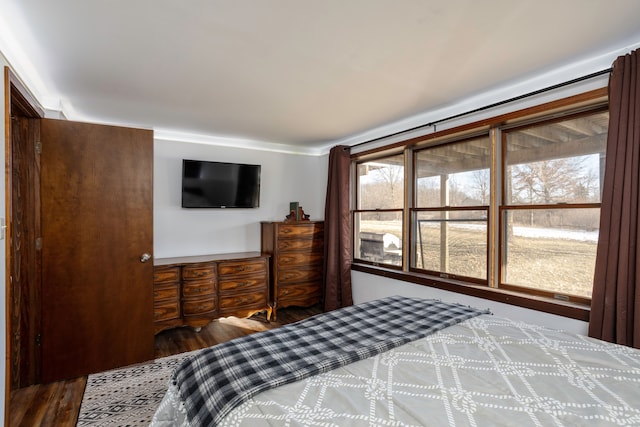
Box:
[181,159,261,208]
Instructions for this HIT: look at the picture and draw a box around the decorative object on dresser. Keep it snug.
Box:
[261,221,324,319]
[285,203,310,222]
[153,252,270,334]
[289,201,299,220]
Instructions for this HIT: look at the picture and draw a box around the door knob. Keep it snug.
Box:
[140,253,152,263]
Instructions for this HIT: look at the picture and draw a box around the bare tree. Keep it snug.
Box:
[510,157,587,226]
[372,163,404,208]
[472,169,490,205]
[358,162,404,223]
[571,169,599,202]
[511,158,585,204]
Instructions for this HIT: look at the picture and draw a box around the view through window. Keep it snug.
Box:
[502,110,608,299]
[354,154,404,267]
[412,136,491,282]
[352,106,608,302]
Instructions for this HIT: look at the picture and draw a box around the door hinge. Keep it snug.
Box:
[35,333,41,347]
[35,237,42,250]
[35,141,42,154]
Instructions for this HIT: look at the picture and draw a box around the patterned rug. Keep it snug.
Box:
[77,350,199,426]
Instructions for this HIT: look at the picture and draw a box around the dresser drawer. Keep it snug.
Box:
[154,266,180,284]
[219,274,267,292]
[277,268,323,284]
[277,223,324,239]
[182,262,216,280]
[277,282,321,300]
[277,238,323,252]
[154,301,180,322]
[219,292,267,310]
[277,252,323,268]
[182,279,215,297]
[154,283,179,302]
[218,259,266,277]
[182,298,217,316]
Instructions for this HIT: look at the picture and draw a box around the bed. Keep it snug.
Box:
[151,295,640,426]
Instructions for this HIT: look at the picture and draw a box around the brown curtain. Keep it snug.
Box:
[589,48,640,348]
[323,145,353,311]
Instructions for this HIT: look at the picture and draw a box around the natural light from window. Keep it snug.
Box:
[502,111,608,298]
[412,136,491,281]
[355,155,404,267]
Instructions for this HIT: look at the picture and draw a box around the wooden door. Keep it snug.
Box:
[39,119,154,383]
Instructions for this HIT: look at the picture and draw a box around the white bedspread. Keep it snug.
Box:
[153,314,640,426]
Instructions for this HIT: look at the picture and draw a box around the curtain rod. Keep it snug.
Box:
[349,67,612,149]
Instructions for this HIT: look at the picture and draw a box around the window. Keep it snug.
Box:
[412,136,491,282]
[354,154,404,267]
[501,110,608,299]
[351,91,609,312]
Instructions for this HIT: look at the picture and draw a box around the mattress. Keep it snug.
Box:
[152,300,640,426]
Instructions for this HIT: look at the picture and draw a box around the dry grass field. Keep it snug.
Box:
[502,235,595,298]
[359,221,595,298]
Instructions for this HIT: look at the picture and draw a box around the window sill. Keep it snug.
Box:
[351,263,590,322]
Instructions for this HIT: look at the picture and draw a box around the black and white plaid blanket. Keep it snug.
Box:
[172,295,490,426]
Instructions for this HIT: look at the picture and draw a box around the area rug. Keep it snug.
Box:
[77,350,199,426]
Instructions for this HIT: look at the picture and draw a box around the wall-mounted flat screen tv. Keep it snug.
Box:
[181,159,261,208]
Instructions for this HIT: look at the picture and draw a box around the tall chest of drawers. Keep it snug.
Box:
[261,221,324,319]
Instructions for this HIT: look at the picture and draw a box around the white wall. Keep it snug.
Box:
[154,138,328,258]
[352,269,589,336]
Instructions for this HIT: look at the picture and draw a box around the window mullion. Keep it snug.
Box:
[489,127,501,288]
[403,148,412,272]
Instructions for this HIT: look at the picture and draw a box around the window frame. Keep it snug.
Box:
[350,88,609,320]
[352,152,406,269]
[410,134,492,283]
[410,205,490,284]
[497,107,608,305]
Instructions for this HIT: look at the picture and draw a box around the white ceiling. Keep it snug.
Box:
[1,1,640,154]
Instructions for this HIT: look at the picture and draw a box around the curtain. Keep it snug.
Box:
[589,48,640,348]
[323,145,353,311]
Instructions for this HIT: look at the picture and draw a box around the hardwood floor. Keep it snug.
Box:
[8,305,322,427]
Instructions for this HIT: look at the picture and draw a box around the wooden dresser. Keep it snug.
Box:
[261,221,324,319]
[153,252,270,334]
